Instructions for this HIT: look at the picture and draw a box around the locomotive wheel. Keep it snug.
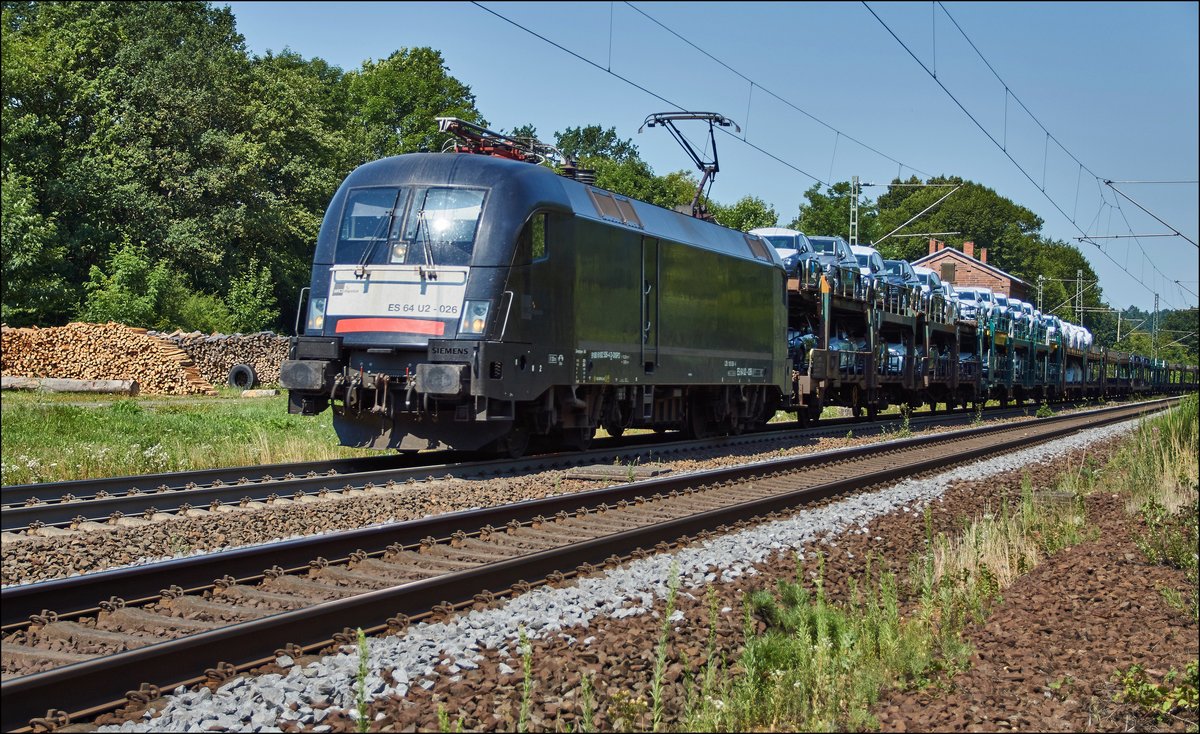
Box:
[686,405,712,440]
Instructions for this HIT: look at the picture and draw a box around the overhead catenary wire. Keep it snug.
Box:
[923,3,1195,307]
[863,2,1188,311]
[623,1,933,180]
[469,2,832,187]
[1104,181,1199,248]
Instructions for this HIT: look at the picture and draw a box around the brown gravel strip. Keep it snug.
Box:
[874,492,1198,732]
[330,436,1141,733]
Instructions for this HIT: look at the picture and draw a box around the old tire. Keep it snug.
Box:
[228,364,257,390]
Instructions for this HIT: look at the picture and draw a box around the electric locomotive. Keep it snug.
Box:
[281,120,790,456]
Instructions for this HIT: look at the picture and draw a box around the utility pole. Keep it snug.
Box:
[1036,275,1044,311]
[1153,293,1159,359]
[849,175,860,246]
[1075,269,1083,325]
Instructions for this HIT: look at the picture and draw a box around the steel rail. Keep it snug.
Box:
[0,404,1073,532]
[0,399,1170,628]
[3,397,1060,506]
[0,451,463,507]
[0,398,1173,732]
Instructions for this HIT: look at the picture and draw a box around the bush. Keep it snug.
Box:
[80,242,177,328]
[169,291,235,334]
[226,257,280,332]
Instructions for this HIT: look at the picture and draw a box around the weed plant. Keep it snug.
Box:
[971,402,985,426]
[354,628,370,734]
[517,626,533,733]
[651,565,681,731]
[684,553,933,732]
[578,673,596,733]
[686,473,1094,732]
[1114,660,1199,723]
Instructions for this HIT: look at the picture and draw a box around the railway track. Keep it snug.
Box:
[2,402,1090,535]
[0,397,1174,732]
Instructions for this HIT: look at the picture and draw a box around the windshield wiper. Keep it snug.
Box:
[355,190,403,278]
[416,209,438,280]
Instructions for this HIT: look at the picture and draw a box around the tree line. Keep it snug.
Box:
[2,2,1193,362]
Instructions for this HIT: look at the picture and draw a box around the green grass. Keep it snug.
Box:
[685,472,1096,732]
[0,389,384,484]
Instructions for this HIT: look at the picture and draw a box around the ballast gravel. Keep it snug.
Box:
[1,411,1058,587]
[97,416,1145,733]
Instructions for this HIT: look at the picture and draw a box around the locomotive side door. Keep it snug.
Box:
[642,236,659,373]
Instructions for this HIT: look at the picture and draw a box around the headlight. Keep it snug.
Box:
[458,300,491,336]
[306,297,327,332]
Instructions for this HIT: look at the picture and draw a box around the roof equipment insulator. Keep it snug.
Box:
[436,117,568,167]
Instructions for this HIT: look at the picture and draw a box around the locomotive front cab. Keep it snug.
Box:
[281,154,569,451]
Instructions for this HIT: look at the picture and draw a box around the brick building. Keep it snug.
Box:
[912,239,1030,301]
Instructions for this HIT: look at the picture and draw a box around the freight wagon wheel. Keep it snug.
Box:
[559,425,595,451]
[227,364,257,390]
[487,423,530,459]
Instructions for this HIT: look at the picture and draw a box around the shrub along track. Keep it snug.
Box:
[0,399,1172,732]
[1,404,1064,535]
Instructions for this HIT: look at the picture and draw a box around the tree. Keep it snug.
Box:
[2,1,259,318]
[709,196,779,231]
[344,48,484,161]
[1,166,73,324]
[554,125,640,163]
[788,182,877,243]
[870,177,1042,268]
[242,49,355,325]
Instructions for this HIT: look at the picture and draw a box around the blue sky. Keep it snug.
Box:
[224,1,1198,314]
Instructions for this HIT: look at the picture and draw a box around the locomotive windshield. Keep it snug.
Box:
[335,186,485,267]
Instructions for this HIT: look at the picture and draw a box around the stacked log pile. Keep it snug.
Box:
[0,322,216,395]
[152,331,290,386]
